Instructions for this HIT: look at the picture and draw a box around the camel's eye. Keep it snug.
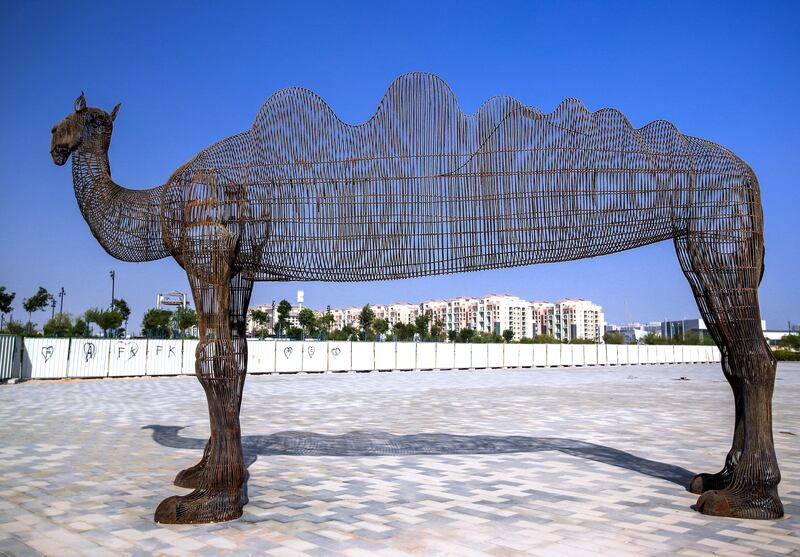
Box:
[51,126,57,133]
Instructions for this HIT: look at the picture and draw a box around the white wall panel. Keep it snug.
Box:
[301,341,327,372]
[351,342,374,371]
[182,340,199,375]
[275,341,303,373]
[584,345,598,366]
[617,345,629,365]
[454,343,471,368]
[327,341,352,372]
[571,345,584,366]
[435,343,455,370]
[503,344,521,368]
[487,344,504,368]
[657,345,669,364]
[374,342,396,371]
[533,344,547,367]
[416,343,436,370]
[247,341,275,374]
[472,343,488,369]
[627,345,639,365]
[23,338,70,379]
[395,342,416,370]
[108,339,148,376]
[546,344,560,367]
[68,339,110,378]
[605,345,617,365]
[559,344,573,367]
[145,340,183,375]
[519,344,534,367]
[597,344,607,365]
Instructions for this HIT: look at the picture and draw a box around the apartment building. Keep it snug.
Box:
[555,298,605,342]
[321,295,605,342]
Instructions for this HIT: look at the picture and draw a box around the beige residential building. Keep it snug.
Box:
[325,294,604,342]
[553,298,605,342]
[421,299,448,327]
[530,301,556,337]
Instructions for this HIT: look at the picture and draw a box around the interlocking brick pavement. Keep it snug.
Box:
[0,363,797,556]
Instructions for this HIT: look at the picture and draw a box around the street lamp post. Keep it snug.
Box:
[109,270,116,309]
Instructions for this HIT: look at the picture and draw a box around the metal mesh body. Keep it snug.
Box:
[50,74,782,524]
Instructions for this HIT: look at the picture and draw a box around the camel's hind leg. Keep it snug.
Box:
[674,228,783,519]
[174,273,253,490]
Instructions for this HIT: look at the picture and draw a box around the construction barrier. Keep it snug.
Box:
[11,338,721,380]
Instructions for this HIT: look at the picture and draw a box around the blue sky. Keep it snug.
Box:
[1,1,798,333]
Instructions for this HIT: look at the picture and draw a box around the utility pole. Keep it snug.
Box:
[50,298,57,319]
[109,270,116,309]
[58,287,66,314]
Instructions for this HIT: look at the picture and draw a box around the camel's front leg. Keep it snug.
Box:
[174,273,253,490]
[155,226,247,524]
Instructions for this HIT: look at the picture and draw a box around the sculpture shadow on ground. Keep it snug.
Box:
[143,425,694,491]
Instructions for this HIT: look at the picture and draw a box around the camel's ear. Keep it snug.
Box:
[74,91,86,112]
[110,103,121,121]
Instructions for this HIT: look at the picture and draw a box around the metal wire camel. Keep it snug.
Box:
[51,73,782,523]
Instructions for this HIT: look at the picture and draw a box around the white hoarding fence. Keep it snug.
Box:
[302,341,327,372]
[109,339,148,376]
[23,338,70,379]
[327,341,352,372]
[374,342,396,371]
[146,340,184,375]
[68,339,110,378]
[17,338,724,379]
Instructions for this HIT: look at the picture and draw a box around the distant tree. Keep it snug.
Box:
[603,331,625,345]
[778,334,800,351]
[392,322,416,341]
[0,286,15,317]
[373,317,389,340]
[286,326,303,340]
[569,337,595,344]
[430,318,446,342]
[84,307,123,337]
[142,308,173,338]
[458,328,475,343]
[502,329,515,343]
[533,334,560,344]
[276,299,292,337]
[358,305,375,340]
[22,287,53,324]
[447,330,458,342]
[414,311,431,341]
[250,309,271,338]
[112,298,131,326]
[172,306,198,338]
[318,311,334,339]
[43,313,73,337]
[681,331,715,346]
[519,336,534,344]
[298,308,317,339]
[5,321,34,336]
[71,317,92,338]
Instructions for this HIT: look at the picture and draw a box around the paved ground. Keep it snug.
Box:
[0,363,797,557]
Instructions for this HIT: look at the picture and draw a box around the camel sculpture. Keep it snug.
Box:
[50,73,782,524]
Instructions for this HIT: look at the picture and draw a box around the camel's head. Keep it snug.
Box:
[50,92,121,166]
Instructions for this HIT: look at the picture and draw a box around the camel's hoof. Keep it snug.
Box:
[693,488,784,520]
[688,471,732,495]
[154,490,243,524]
[174,464,205,489]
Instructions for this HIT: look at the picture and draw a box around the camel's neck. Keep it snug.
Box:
[72,140,170,262]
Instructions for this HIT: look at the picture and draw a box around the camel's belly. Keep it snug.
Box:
[243,169,679,282]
